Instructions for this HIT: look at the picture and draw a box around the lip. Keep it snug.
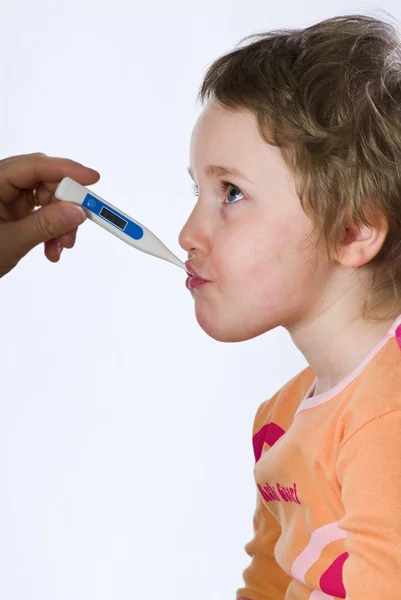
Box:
[185,260,210,290]
[185,261,209,282]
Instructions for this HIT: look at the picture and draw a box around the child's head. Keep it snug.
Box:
[179,14,401,342]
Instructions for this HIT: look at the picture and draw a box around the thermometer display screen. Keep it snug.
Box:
[100,206,127,230]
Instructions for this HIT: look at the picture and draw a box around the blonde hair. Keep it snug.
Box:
[198,14,401,321]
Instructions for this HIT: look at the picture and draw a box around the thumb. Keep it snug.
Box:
[5,202,86,262]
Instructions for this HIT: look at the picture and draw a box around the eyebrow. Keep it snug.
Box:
[187,164,253,183]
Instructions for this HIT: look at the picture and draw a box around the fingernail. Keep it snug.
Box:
[56,240,63,257]
[62,205,86,226]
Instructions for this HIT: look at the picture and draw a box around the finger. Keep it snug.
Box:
[0,153,100,205]
[36,185,54,206]
[58,228,77,249]
[6,189,37,220]
[1,201,86,263]
[12,184,58,219]
[44,238,63,262]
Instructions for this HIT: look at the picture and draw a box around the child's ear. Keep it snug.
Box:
[336,211,388,268]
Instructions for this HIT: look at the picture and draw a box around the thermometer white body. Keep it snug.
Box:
[55,177,185,271]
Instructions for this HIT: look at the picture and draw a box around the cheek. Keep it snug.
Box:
[212,229,258,284]
[214,216,317,300]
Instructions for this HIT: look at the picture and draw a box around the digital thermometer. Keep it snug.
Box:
[55,177,185,271]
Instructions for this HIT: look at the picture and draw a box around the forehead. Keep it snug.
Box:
[189,100,282,179]
[191,101,259,149]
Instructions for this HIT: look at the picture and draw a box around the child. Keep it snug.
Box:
[179,13,401,600]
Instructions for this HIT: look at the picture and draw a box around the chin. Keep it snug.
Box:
[196,311,271,343]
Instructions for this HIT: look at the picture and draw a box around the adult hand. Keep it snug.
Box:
[0,153,100,277]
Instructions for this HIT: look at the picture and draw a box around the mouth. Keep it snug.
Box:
[185,260,210,290]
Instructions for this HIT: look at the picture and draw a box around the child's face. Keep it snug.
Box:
[179,100,332,342]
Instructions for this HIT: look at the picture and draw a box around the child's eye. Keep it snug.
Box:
[220,181,244,204]
[191,181,244,204]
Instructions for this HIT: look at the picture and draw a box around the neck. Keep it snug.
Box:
[286,278,398,396]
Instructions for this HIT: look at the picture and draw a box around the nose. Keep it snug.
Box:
[178,203,212,258]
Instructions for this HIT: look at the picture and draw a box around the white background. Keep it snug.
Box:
[0,1,398,598]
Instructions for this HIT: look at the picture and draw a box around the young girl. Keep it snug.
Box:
[179,13,401,600]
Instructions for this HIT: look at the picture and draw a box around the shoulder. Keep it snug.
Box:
[339,335,401,441]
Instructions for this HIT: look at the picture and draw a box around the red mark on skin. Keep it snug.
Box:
[319,552,348,598]
[252,422,286,462]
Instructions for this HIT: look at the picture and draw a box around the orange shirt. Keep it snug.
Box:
[237,314,401,600]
